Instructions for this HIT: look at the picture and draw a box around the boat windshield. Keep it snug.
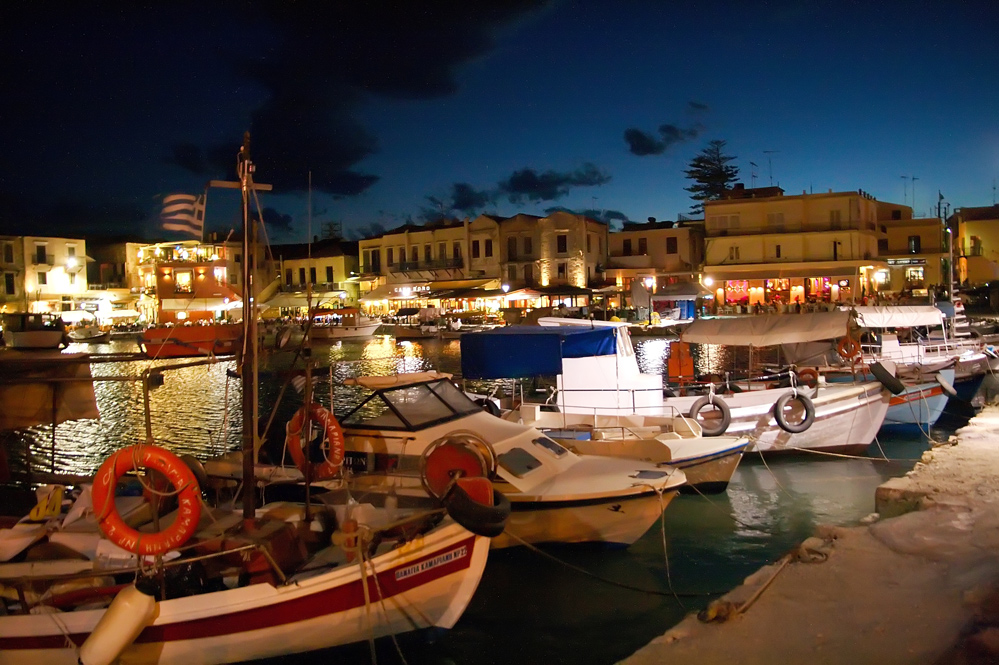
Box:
[340,379,482,431]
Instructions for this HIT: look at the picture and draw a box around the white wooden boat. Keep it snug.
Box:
[537,315,890,455]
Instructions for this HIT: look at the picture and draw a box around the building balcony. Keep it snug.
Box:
[31,253,55,267]
[389,257,464,273]
[279,281,344,292]
[359,264,382,277]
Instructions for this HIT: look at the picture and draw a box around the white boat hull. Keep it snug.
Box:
[309,322,381,340]
[491,489,678,548]
[663,383,889,455]
[0,522,489,665]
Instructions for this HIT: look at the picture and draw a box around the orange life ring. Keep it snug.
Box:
[837,336,861,360]
[286,402,345,480]
[92,445,202,556]
[797,368,819,388]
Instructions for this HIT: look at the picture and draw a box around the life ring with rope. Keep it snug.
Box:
[91,445,202,556]
[796,368,820,388]
[286,402,345,480]
[837,335,861,361]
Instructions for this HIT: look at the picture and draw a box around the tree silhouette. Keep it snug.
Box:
[684,140,740,214]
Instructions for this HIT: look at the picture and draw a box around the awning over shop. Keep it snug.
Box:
[704,260,887,282]
[681,311,851,346]
[460,325,618,379]
[359,284,395,302]
[160,297,241,311]
[263,291,346,309]
[850,306,944,329]
[655,281,713,301]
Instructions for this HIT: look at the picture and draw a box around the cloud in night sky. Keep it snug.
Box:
[197,2,551,198]
[499,164,611,203]
[688,100,709,112]
[624,123,703,156]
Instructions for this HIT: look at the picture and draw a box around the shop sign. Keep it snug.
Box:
[886,258,926,266]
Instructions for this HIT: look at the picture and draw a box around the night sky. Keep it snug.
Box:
[2,1,996,242]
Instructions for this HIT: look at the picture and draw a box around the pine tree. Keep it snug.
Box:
[684,140,740,214]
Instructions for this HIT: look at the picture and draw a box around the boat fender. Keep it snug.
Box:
[285,403,345,480]
[688,395,731,437]
[475,397,502,418]
[91,445,202,556]
[869,362,905,395]
[797,368,819,388]
[772,392,816,434]
[443,476,510,538]
[935,373,958,397]
[77,577,158,665]
[836,335,861,361]
[275,326,293,350]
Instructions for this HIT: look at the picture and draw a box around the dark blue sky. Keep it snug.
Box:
[1,1,996,242]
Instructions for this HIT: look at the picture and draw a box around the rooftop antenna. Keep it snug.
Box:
[911,176,919,215]
[901,175,909,206]
[763,151,779,186]
[749,161,758,188]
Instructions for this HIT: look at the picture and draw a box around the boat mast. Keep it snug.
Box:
[238,134,258,521]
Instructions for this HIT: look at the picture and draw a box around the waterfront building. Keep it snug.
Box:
[356,217,490,314]
[135,237,275,324]
[876,215,946,297]
[267,237,360,310]
[0,235,90,314]
[953,204,999,286]
[702,186,897,310]
[604,217,704,311]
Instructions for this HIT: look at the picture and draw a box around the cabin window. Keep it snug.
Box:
[533,437,568,458]
[497,447,543,478]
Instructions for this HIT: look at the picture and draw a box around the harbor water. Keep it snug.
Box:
[1,335,966,665]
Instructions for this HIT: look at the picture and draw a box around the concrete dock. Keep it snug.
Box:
[621,406,999,665]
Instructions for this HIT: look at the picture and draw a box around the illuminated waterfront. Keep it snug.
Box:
[1,334,960,665]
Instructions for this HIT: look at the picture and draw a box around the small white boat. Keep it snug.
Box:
[335,373,688,548]
[308,308,381,341]
[67,324,110,344]
[509,409,747,494]
[1,313,68,350]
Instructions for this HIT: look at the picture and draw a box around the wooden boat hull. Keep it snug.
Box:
[0,521,489,665]
[138,325,243,359]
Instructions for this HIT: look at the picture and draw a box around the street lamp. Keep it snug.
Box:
[945,227,953,303]
[643,276,655,326]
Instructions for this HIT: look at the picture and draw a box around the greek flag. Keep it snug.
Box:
[161,193,206,238]
[291,373,320,394]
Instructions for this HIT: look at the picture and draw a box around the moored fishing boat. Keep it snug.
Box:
[1,313,68,350]
[138,323,243,359]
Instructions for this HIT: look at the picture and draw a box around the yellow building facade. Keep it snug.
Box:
[954,205,999,286]
[702,188,896,308]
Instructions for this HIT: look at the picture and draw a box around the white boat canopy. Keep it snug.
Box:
[849,306,945,329]
[681,311,850,346]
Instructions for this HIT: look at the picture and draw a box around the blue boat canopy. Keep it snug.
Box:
[459,326,617,379]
